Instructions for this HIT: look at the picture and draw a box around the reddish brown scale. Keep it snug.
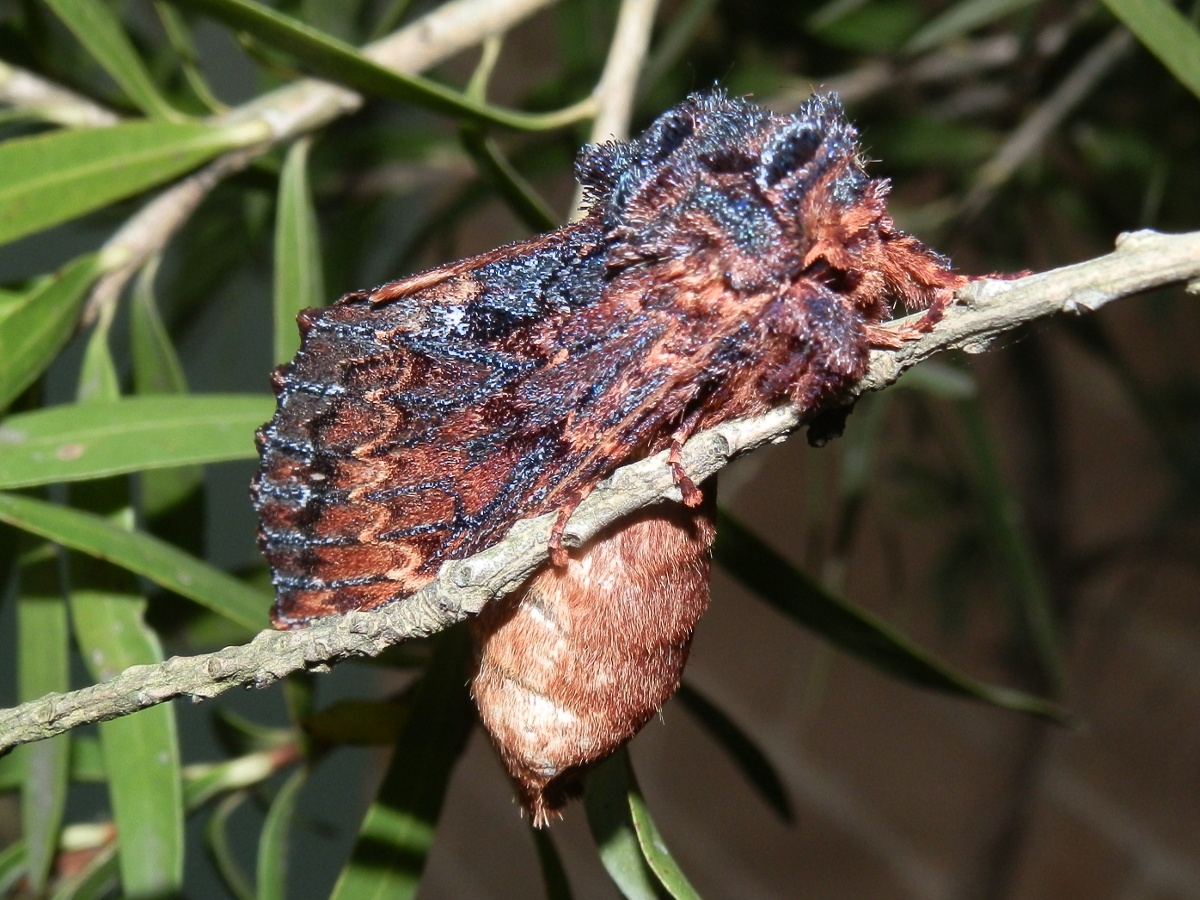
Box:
[252,91,966,823]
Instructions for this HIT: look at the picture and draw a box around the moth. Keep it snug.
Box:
[253,91,965,826]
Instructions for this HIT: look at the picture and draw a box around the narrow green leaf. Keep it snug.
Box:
[460,128,558,232]
[17,539,71,893]
[256,769,307,900]
[48,845,118,900]
[0,395,275,488]
[714,510,1070,722]
[0,492,267,632]
[369,0,417,40]
[675,683,792,822]
[184,748,289,809]
[0,255,102,412]
[958,398,1064,692]
[0,735,105,792]
[1098,0,1200,101]
[207,793,255,900]
[166,0,594,131]
[274,137,324,365]
[154,2,229,113]
[530,826,575,900]
[73,590,183,898]
[130,259,189,397]
[130,258,208,533]
[0,119,268,246]
[330,629,474,900]
[623,756,701,900]
[43,0,184,119]
[0,841,27,897]
[69,328,185,900]
[77,309,122,405]
[905,0,1036,54]
[584,750,667,900]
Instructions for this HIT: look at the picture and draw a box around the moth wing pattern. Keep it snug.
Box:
[254,223,704,626]
[253,89,967,821]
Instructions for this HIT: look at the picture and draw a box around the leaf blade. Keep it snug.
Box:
[0,395,275,488]
[273,137,324,366]
[72,590,184,898]
[42,0,183,119]
[166,0,592,131]
[0,492,267,632]
[256,769,307,900]
[584,750,667,900]
[0,255,103,411]
[675,683,792,822]
[16,541,71,894]
[330,630,474,900]
[1098,0,1200,101]
[714,510,1069,721]
[0,120,266,246]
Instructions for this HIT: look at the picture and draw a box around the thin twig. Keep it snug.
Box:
[82,0,561,325]
[0,59,120,128]
[1,228,1197,755]
[570,0,661,217]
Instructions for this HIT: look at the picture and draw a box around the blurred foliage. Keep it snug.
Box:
[0,0,1198,897]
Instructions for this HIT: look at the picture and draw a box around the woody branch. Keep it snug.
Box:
[1,228,1197,755]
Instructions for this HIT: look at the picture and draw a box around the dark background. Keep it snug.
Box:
[2,0,1199,897]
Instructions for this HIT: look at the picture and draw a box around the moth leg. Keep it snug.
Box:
[864,286,955,348]
[668,440,705,508]
[667,405,707,509]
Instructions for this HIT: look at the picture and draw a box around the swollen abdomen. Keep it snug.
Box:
[470,492,716,826]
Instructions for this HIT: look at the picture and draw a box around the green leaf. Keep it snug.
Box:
[0,119,268,246]
[675,683,792,822]
[154,2,229,113]
[0,735,105,792]
[130,259,189,397]
[0,841,27,897]
[72,590,184,898]
[48,845,118,900]
[584,750,668,900]
[958,398,1064,692]
[77,311,122,405]
[1098,0,1200,101]
[530,826,574,900]
[130,258,208,533]
[184,748,287,809]
[623,756,701,900]
[43,0,184,119]
[330,630,474,900]
[0,395,275,488]
[274,136,324,365]
[207,793,255,900]
[257,769,307,900]
[68,328,185,900]
[0,492,268,632]
[16,539,71,894]
[460,128,558,232]
[0,255,103,412]
[714,510,1070,722]
[166,0,594,131]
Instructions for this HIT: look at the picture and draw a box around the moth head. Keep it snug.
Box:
[577,91,880,283]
